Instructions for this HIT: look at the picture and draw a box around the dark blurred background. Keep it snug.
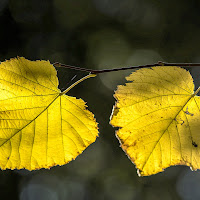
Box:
[1,0,200,199]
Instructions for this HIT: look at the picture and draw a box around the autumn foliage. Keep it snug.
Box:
[110,67,200,176]
[0,57,200,176]
[0,57,98,170]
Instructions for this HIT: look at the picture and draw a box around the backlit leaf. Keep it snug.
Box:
[0,57,98,170]
[110,66,200,176]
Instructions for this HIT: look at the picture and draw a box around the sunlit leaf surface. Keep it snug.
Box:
[0,57,98,170]
[110,66,200,176]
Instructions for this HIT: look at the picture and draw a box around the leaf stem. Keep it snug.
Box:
[54,61,200,75]
[193,86,200,97]
[60,73,96,95]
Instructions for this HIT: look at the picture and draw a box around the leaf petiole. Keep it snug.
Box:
[193,86,200,97]
[60,73,96,95]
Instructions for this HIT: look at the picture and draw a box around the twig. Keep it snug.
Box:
[53,61,200,74]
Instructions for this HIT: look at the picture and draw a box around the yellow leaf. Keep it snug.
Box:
[110,66,200,176]
[0,57,98,170]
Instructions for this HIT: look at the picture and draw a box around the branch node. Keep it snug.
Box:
[158,61,165,66]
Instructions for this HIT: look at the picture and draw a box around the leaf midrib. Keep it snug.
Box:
[141,89,200,172]
[0,93,60,148]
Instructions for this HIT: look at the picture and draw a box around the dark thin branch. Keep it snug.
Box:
[54,62,94,73]
[53,61,200,75]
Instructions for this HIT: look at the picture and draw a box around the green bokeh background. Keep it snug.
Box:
[1,0,200,199]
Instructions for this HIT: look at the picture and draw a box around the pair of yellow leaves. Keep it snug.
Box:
[0,57,199,176]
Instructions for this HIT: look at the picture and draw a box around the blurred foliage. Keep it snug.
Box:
[0,0,200,199]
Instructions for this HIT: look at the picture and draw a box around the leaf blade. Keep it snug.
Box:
[0,57,98,170]
[110,66,200,176]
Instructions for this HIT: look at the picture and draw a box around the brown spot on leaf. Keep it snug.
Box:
[185,107,194,116]
[132,141,137,146]
[192,141,198,148]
